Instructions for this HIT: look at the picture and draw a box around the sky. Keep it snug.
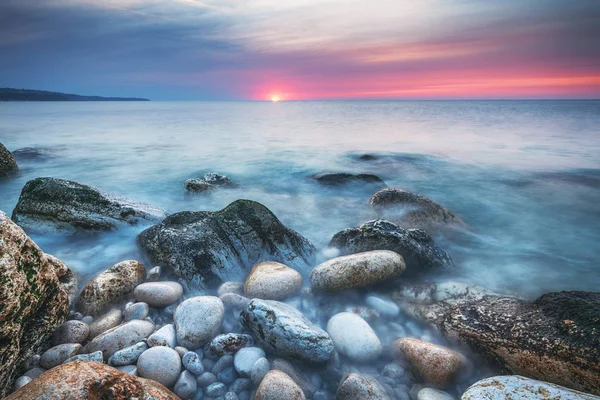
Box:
[1,0,599,100]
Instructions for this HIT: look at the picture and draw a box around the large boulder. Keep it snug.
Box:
[0,211,71,398]
[394,285,600,396]
[138,200,316,290]
[369,188,465,233]
[6,361,178,399]
[329,220,453,275]
[311,172,386,189]
[11,177,165,233]
[0,142,19,177]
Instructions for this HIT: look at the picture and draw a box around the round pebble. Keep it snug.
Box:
[183,351,205,375]
[174,296,224,349]
[196,372,217,387]
[174,370,198,399]
[234,347,265,377]
[40,343,82,369]
[123,302,150,321]
[206,382,227,397]
[137,346,182,387]
[13,376,32,392]
[250,357,270,386]
[52,320,89,345]
[134,281,183,308]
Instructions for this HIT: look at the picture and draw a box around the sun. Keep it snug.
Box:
[270,95,281,102]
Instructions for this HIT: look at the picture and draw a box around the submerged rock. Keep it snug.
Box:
[11,147,57,160]
[11,177,165,233]
[0,142,18,177]
[336,373,390,400]
[311,172,386,189]
[138,199,316,290]
[240,299,334,363]
[0,211,71,397]
[185,172,232,192]
[255,370,306,400]
[329,220,453,275]
[327,312,382,362]
[5,361,178,399]
[310,250,405,292]
[244,261,303,300]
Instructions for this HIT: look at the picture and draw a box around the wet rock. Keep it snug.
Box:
[244,261,303,300]
[221,293,250,309]
[11,147,56,161]
[311,172,386,189]
[124,302,150,321]
[185,173,232,192]
[212,354,234,375]
[138,200,316,290]
[51,320,89,345]
[134,281,183,308]
[234,347,265,377]
[271,358,318,397]
[183,351,205,375]
[116,365,138,376]
[86,320,154,360]
[148,324,177,347]
[365,295,400,317]
[137,346,182,388]
[0,142,18,177]
[12,376,32,392]
[394,338,464,387]
[174,296,225,349]
[219,366,238,385]
[175,370,198,399]
[205,333,254,358]
[63,350,103,364]
[39,343,81,370]
[369,188,465,233]
[88,309,122,339]
[218,281,244,296]
[240,299,334,363]
[255,370,306,400]
[310,250,405,292]
[250,357,270,385]
[147,266,162,281]
[23,368,46,380]
[12,177,165,233]
[206,382,227,397]
[418,388,454,400]
[204,172,233,186]
[329,220,453,276]
[0,211,70,397]
[78,260,146,316]
[327,312,382,362]
[336,373,390,400]
[6,361,178,399]
[197,372,217,387]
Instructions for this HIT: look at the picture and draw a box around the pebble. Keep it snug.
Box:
[336,373,389,400]
[175,346,189,357]
[24,368,46,380]
[250,357,270,386]
[63,350,103,364]
[206,382,227,397]
[147,266,162,281]
[147,323,177,347]
[218,281,244,297]
[202,358,216,371]
[218,366,238,385]
[196,372,217,387]
[417,388,454,400]
[212,354,234,375]
[52,320,90,345]
[220,293,250,309]
[183,351,205,375]
[225,393,238,400]
[137,346,182,387]
[365,295,400,317]
[231,378,252,393]
[255,370,305,400]
[68,311,84,320]
[81,316,94,325]
[123,302,150,321]
[116,365,138,375]
[86,320,154,360]
[134,281,184,308]
[271,358,317,397]
[243,261,302,300]
[382,363,405,380]
[175,370,198,399]
[174,296,224,349]
[234,347,265,377]
[13,376,32,392]
[108,341,148,366]
[461,375,592,400]
[40,343,82,369]
[205,333,254,358]
[327,312,382,362]
[88,309,123,339]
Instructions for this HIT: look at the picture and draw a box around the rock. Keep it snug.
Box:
[197,372,217,387]
[6,361,178,399]
[204,172,232,186]
[369,188,465,233]
[12,177,165,233]
[255,370,306,400]
[86,320,154,360]
[221,293,250,309]
[271,358,317,397]
[205,333,254,358]
[134,281,183,308]
[336,373,390,400]
[418,388,454,400]
[46,254,78,305]
[218,281,244,297]
[365,295,400,317]
[78,260,146,316]
[0,211,70,397]
[206,382,227,397]
[212,354,234,375]
[174,296,224,349]
[124,302,150,321]
[23,368,46,380]
[51,320,89,345]
[11,147,56,161]
[0,142,18,177]
[183,351,205,375]
[310,250,405,292]
[240,299,334,363]
[219,366,238,385]
[326,312,382,362]
[175,370,198,399]
[185,173,232,192]
[250,357,270,385]
[244,261,303,300]
[234,347,266,376]
[63,350,103,364]
[394,338,464,387]
[148,324,177,347]
[329,220,453,276]
[138,200,316,290]
[147,266,162,281]
[175,346,188,357]
[116,365,138,376]
[461,375,599,400]
[311,172,386,189]
[88,309,122,339]
[12,376,32,392]
[137,346,182,388]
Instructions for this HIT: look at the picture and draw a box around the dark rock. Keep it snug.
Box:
[11,177,165,233]
[311,172,386,189]
[184,172,232,192]
[0,142,19,177]
[329,220,453,276]
[138,200,316,290]
[205,333,254,358]
[11,147,57,160]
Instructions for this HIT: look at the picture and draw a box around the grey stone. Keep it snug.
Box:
[233,347,265,377]
[231,378,252,393]
[123,302,149,321]
[88,309,122,339]
[40,343,82,369]
[225,393,238,400]
[86,320,154,360]
[205,333,254,358]
[148,323,177,347]
[418,388,454,400]
[218,366,238,385]
[271,358,317,397]
[116,365,138,376]
[183,351,205,375]
[327,312,382,362]
[196,372,217,388]
[212,354,234,375]
[174,296,224,349]
[134,281,183,308]
[217,282,244,297]
[147,266,162,281]
[175,370,198,399]
[137,346,182,387]
[250,357,269,386]
[51,320,89,345]
[175,346,189,357]
[81,316,94,325]
[243,261,302,300]
[336,373,390,400]
[206,382,227,397]
[63,350,103,364]
[108,341,148,366]
[220,293,250,309]
[255,370,305,399]
[12,376,32,392]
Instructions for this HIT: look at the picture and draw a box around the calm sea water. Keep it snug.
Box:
[1,100,599,297]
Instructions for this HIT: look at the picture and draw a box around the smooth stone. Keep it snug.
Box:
[86,320,154,360]
[202,358,216,371]
[183,351,205,375]
[218,282,244,297]
[250,357,270,386]
[336,373,390,400]
[147,266,162,281]
[174,296,224,349]
[218,366,238,385]
[175,370,198,400]
[418,388,454,400]
[88,309,122,339]
[13,376,32,392]
[225,393,238,400]
[175,346,189,357]
[134,281,184,308]
[147,323,177,347]
[108,341,148,366]
[24,368,46,380]
[137,346,182,388]
[40,343,82,369]
[205,333,254,358]
[231,377,252,393]
[81,316,94,324]
[382,364,405,380]
[327,312,382,362]
[196,372,217,387]
[244,261,302,300]
[234,347,266,377]
[206,382,227,397]
[255,370,305,400]
[240,299,334,363]
[220,293,250,309]
[394,338,464,387]
[270,358,317,397]
[310,250,406,292]
[116,365,138,376]
[51,320,89,345]
[365,296,400,317]
[123,302,149,321]
[63,350,103,364]
[212,354,234,375]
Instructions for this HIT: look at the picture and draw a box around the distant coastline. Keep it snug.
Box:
[0,88,149,102]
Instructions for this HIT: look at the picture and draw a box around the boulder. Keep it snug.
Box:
[5,361,178,399]
[11,147,56,161]
[0,211,70,397]
[133,281,183,308]
[85,320,155,360]
[369,188,465,233]
[329,220,453,275]
[255,370,306,400]
[244,261,303,300]
[78,260,146,317]
[185,172,232,192]
[310,250,405,292]
[326,312,382,362]
[174,296,224,349]
[336,373,390,400]
[138,199,316,290]
[11,177,165,233]
[0,142,18,177]
[311,172,386,189]
[240,299,334,363]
